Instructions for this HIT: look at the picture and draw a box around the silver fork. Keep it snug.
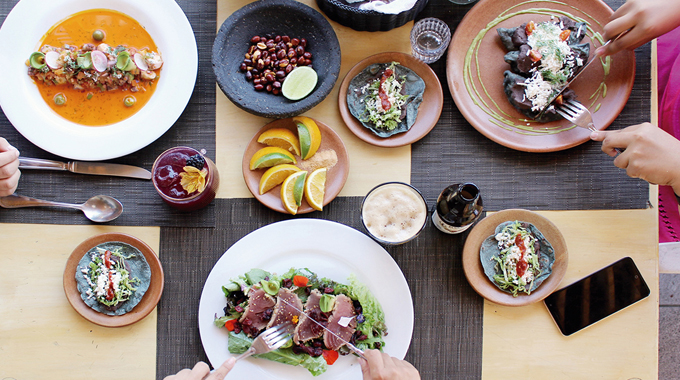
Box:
[556,99,623,153]
[234,322,293,361]
[555,99,596,132]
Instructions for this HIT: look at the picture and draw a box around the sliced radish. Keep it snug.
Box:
[45,51,62,69]
[91,50,108,72]
[133,53,148,71]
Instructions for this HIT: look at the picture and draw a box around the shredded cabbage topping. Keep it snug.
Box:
[359,61,410,130]
[491,221,541,297]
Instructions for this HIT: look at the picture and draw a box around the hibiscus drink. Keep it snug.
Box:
[152,146,219,211]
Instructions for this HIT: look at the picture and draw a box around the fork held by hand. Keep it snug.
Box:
[556,99,623,153]
[234,322,293,362]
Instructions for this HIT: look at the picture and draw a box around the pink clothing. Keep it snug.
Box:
[657,26,680,243]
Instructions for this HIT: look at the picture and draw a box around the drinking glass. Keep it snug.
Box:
[360,182,428,245]
[410,18,451,64]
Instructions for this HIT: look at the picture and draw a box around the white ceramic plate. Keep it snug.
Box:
[0,0,197,160]
[198,219,414,379]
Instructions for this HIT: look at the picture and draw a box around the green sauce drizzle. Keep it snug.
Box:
[463,0,610,136]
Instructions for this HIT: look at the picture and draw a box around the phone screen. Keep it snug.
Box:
[543,257,650,336]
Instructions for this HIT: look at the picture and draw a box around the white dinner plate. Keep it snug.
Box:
[198,219,414,379]
[0,0,197,160]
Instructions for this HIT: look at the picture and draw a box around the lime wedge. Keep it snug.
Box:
[293,171,307,206]
[282,66,318,101]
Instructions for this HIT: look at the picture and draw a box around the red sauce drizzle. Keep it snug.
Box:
[104,250,115,301]
[378,68,394,111]
[514,235,528,278]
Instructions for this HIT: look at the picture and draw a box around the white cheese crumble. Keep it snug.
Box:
[522,21,580,111]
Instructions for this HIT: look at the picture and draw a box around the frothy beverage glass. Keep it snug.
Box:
[152,146,220,211]
[361,182,428,245]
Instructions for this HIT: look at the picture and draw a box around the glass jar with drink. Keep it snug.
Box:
[361,182,428,245]
[152,146,220,211]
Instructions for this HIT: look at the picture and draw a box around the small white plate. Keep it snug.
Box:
[198,219,414,379]
[0,0,197,160]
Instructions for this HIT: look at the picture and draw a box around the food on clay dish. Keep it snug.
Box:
[498,16,590,122]
[480,220,555,297]
[215,268,387,376]
[251,117,332,214]
[347,61,425,138]
[26,9,163,126]
[75,241,151,316]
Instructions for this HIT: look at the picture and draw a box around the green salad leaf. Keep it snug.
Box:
[228,331,327,376]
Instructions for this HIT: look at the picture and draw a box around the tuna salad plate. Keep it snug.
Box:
[461,209,568,306]
[199,219,413,379]
[446,0,635,152]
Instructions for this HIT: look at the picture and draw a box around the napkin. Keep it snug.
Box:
[358,0,418,14]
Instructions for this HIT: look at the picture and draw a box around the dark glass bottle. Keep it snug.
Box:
[432,182,483,234]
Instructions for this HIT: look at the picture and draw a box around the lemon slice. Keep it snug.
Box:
[249,147,296,170]
[257,128,301,156]
[293,116,322,160]
[281,170,308,215]
[258,164,301,195]
[281,66,318,101]
[305,167,327,211]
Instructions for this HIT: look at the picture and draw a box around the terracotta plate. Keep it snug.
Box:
[242,117,350,214]
[339,52,443,147]
[447,0,635,152]
[462,209,568,306]
[63,233,164,327]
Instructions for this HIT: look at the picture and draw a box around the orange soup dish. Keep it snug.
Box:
[26,9,163,126]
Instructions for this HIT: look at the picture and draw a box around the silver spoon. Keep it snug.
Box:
[0,194,123,222]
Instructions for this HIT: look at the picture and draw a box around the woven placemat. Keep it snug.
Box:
[156,197,484,379]
[0,0,217,227]
[412,0,650,211]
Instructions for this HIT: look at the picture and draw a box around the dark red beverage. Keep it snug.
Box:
[152,146,219,211]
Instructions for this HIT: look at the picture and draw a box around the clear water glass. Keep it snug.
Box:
[410,18,451,64]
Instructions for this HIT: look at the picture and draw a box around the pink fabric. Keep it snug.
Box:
[657,26,680,243]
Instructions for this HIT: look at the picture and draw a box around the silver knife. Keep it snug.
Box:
[279,297,366,359]
[18,157,151,180]
[539,32,626,116]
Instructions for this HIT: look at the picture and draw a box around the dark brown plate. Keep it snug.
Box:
[338,52,443,147]
[447,0,635,152]
[462,209,568,306]
[242,117,350,214]
[63,233,164,327]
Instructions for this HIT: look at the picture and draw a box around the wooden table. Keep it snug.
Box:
[0,0,659,379]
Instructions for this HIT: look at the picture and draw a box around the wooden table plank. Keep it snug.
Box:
[482,209,659,379]
[0,225,160,380]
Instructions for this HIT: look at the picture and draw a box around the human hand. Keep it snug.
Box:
[590,123,680,195]
[596,0,680,57]
[359,349,421,380]
[0,137,20,197]
[163,358,236,380]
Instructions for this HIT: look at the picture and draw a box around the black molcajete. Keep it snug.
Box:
[213,0,341,119]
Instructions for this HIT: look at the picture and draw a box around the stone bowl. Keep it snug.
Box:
[213,0,341,119]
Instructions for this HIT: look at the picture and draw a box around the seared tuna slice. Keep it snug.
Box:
[323,294,357,351]
[294,289,326,344]
[239,288,276,337]
[267,288,303,329]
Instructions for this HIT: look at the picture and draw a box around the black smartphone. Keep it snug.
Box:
[544,257,650,336]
